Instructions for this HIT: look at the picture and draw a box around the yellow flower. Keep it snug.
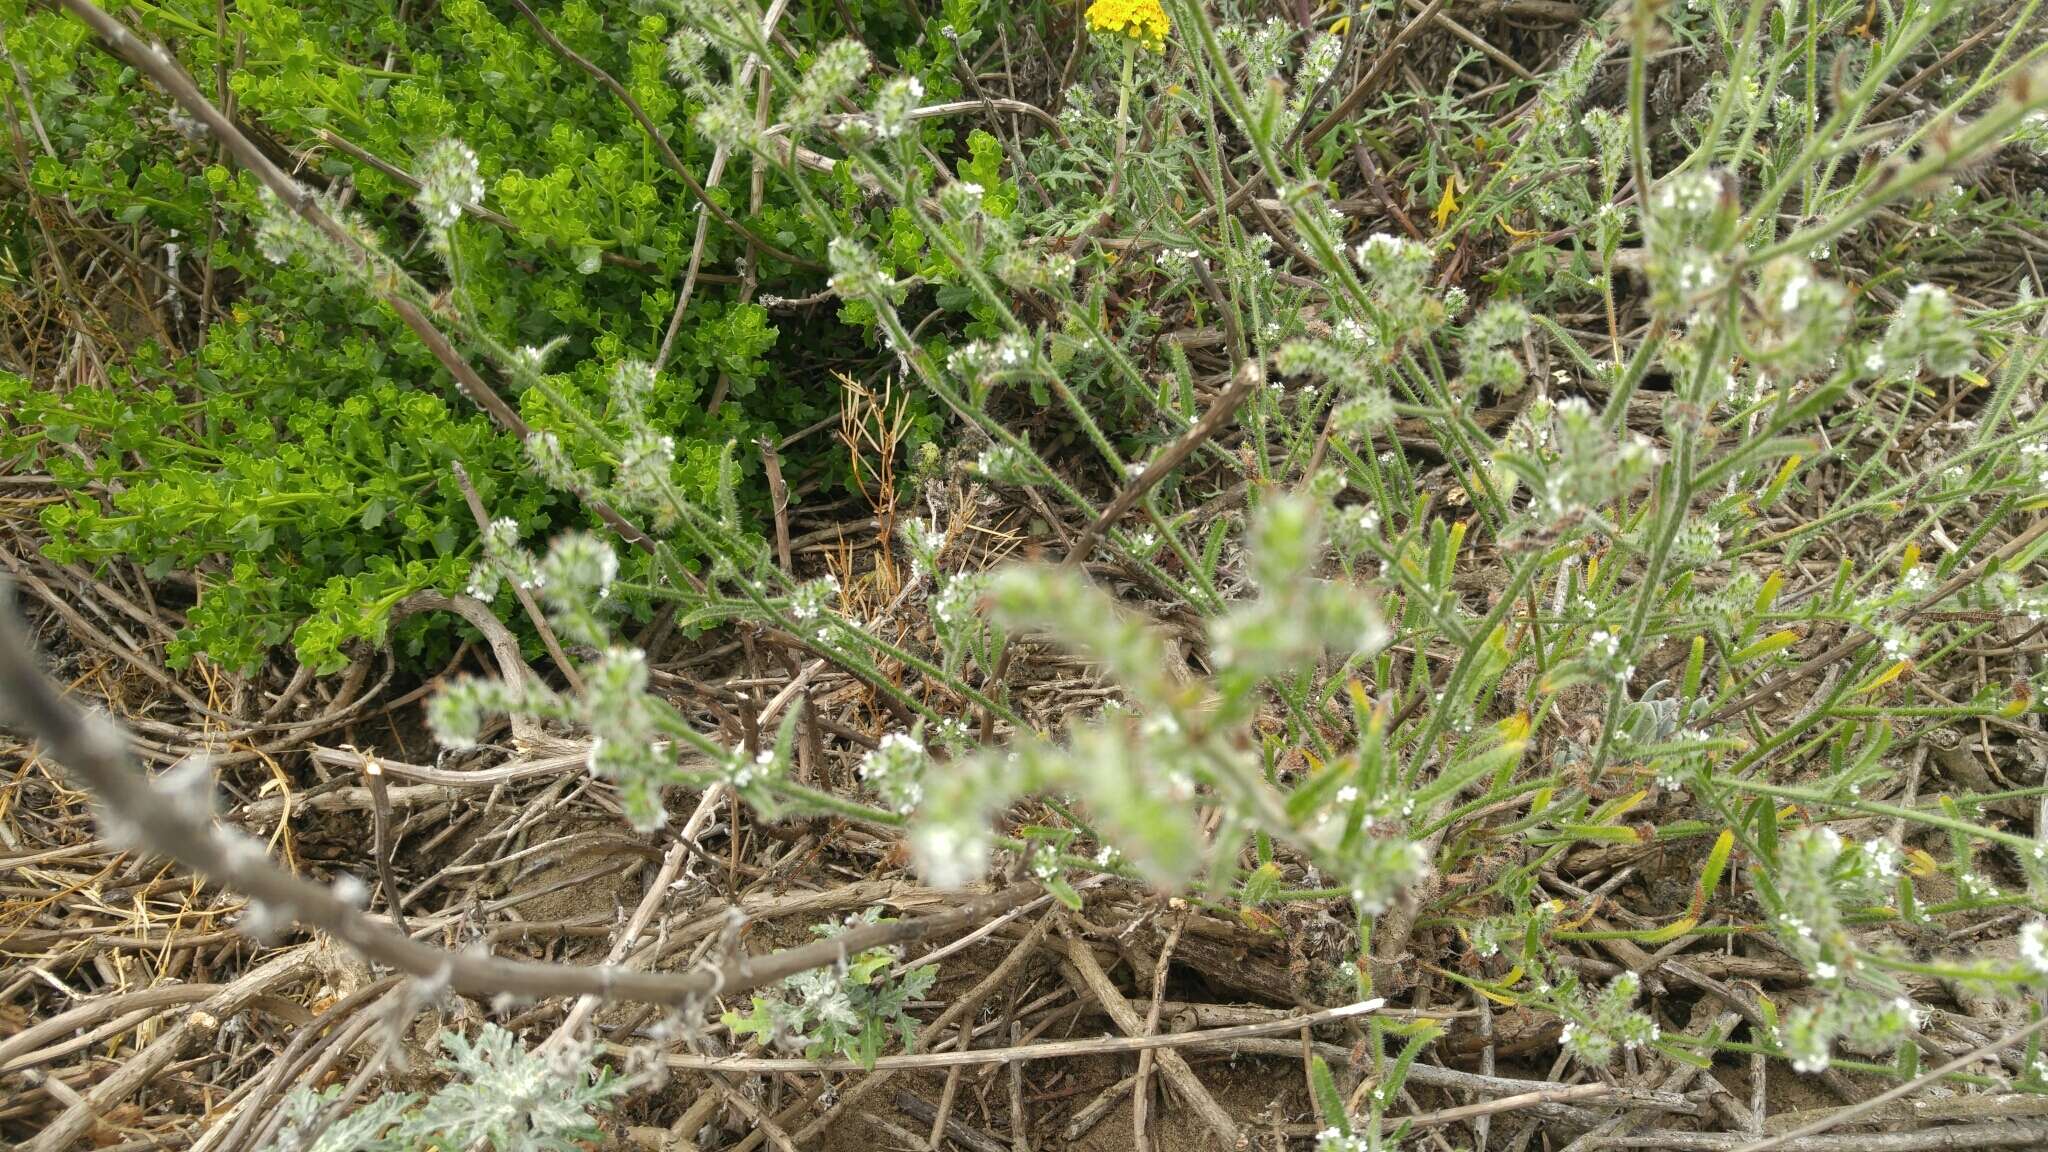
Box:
[1086,0,1170,51]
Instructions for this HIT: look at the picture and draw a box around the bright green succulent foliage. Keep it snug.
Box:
[1,0,983,673]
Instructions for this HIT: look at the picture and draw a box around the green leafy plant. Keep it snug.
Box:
[722,908,939,1069]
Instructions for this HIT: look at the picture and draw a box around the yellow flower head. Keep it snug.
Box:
[1086,0,1170,51]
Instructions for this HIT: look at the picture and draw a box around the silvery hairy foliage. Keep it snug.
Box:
[261,1024,623,1152]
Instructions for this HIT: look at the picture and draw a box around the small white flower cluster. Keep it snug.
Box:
[2020,921,2048,978]
[534,532,621,645]
[787,573,841,622]
[612,359,658,417]
[1583,628,1634,683]
[1460,301,1530,393]
[1219,17,1292,84]
[1120,527,1161,560]
[724,743,781,790]
[2019,436,2048,492]
[1959,871,2001,900]
[1779,1007,1834,1073]
[827,236,893,301]
[975,443,1038,485]
[784,39,870,128]
[1290,32,1343,117]
[1986,571,2048,624]
[610,431,674,523]
[696,90,757,150]
[254,188,369,271]
[1275,335,1380,398]
[1560,971,1661,1066]
[524,430,595,493]
[858,731,928,815]
[1880,284,1975,379]
[1754,258,1850,371]
[467,515,543,606]
[1028,843,1065,881]
[1313,1128,1372,1152]
[1153,246,1201,276]
[948,333,1037,382]
[414,140,483,235]
[1651,169,1725,225]
[871,76,924,140]
[1580,108,1629,192]
[665,29,710,88]
[1671,517,1723,569]
[582,647,673,830]
[427,673,532,750]
[992,248,1076,292]
[1869,619,1920,662]
[912,821,993,889]
[936,180,985,219]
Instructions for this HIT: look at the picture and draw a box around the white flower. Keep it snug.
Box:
[414,139,483,233]
[2020,921,2048,977]
[912,822,991,889]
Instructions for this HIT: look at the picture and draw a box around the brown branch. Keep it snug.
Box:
[1300,0,1451,151]
[450,460,585,695]
[1055,918,1241,1148]
[0,591,1035,1008]
[23,947,317,1152]
[1595,1121,2048,1151]
[1064,356,1262,569]
[625,994,1385,1073]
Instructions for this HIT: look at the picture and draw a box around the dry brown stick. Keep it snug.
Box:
[788,912,1057,1144]
[387,591,545,745]
[758,437,794,573]
[359,756,406,933]
[863,1111,945,1152]
[451,460,584,694]
[1709,514,2048,723]
[1399,1082,1623,1133]
[1063,356,1262,569]
[1401,0,1535,80]
[1301,0,1452,150]
[1765,1094,2048,1133]
[1055,918,1241,1149]
[1007,1017,1030,1152]
[651,994,1384,1075]
[0,984,229,1070]
[1132,906,1188,1151]
[1352,137,1425,241]
[198,976,404,1152]
[0,598,1039,1008]
[1594,1122,2048,1151]
[1064,1071,1142,1143]
[714,1078,803,1152]
[1730,1012,2048,1152]
[545,836,693,1050]
[895,1089,1012,1152]
[929,1010,974,1147]
[23,945,316,1152]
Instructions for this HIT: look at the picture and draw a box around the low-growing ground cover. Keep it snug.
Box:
[4,0,2048,1147]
